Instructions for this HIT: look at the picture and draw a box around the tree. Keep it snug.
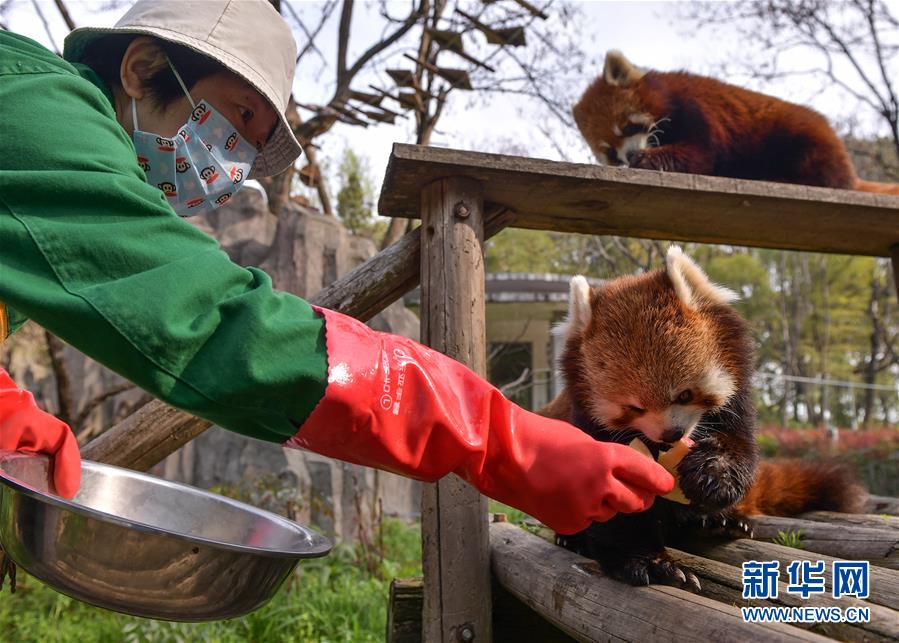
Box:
[336,148,376,234]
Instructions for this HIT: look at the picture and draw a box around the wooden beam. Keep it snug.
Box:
[80,209,514,473]
[667,548,899,642]
[420,177,492,642]
[891,243,899,301]
[799,510,899,530]
[387,577,424,643]
[866,494,899,515]
[81,400,211,471]
[378,144,899,257]
[683,538,899,610]
[750,515,898,569]
[489,522,829,642]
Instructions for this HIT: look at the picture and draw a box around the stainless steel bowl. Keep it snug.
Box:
[0,450,331,621]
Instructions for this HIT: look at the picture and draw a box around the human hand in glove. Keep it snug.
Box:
[0,368,81,498]
[286,308,673,535]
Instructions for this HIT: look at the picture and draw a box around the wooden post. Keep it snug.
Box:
[419,177,492,642]
[891,243,899,302]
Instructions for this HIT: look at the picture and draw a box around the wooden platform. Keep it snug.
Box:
[389,500,899,642]
[379,144,899,257]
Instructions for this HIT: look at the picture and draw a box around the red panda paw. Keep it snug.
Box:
[625,149,658,170]
[601,551,702,592]
[677,437,754,513]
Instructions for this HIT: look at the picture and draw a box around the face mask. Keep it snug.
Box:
[132,60,257,217]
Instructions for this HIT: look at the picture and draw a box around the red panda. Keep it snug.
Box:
[573,50,899,196]
[541,247,865,589]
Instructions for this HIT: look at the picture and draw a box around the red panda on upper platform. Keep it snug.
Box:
[573,50,899,195]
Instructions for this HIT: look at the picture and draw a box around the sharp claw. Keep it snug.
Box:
[640,570,651,586]
[686,571,702,592]
[674,568,687,585]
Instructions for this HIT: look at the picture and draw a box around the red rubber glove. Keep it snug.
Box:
[285,308,674,535]
[0,368,81,498]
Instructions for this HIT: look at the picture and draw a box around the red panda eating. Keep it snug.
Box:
[540,247,865,589]
[573,50,899,196]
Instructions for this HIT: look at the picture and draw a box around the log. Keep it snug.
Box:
[82,208,514,473]
[378,144,899,257]
[80,400,211,471]
[387,577,424,643]
[867,494,899,516]
[666,548,899,642]
[490,522,829,642]
[384,576,577,643]
[800,511,899,530]
[420,177,492,642]
[683,538,899,610]
[750,515,899,569]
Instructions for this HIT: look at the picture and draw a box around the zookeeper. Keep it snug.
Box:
[0,0,673,535]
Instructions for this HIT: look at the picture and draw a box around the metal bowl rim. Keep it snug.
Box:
[0,453,331,559]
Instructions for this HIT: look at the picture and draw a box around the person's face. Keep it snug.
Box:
[116,38,278,151]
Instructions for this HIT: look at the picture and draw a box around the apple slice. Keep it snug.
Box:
[628,437,694,505]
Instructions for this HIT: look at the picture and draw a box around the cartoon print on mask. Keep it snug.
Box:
[130,57,257,217]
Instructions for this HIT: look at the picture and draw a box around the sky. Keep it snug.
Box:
[5,0,898,204]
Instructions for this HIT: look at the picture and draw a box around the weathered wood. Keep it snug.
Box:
[683,538,899,610]
[667,548,899,642]
[420,177,492,642]
[81,400,211,471]
[891,243,899,301]
[489,522,829,642]
[387,577,424,643]
[800,510,899,530]
[385,576,576,643]
[867,494,899,516]
[378,144,899,257]
[750,515,899,569]
[309,206,514,322]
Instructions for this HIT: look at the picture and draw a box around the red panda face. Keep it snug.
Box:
[557,248,751,445]
[573,51,660,167]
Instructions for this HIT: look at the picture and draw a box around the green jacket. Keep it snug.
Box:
[0,31,328,443]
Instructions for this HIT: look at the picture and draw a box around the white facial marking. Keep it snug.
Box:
[664,405,704,437]
[618,134,650,167]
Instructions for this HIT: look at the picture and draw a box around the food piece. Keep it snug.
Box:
[628,437,694,505]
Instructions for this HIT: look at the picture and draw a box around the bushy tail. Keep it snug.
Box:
[855,179,899,196]
[736,459,866,517]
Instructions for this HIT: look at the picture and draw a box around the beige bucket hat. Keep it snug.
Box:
[64,0,301,179]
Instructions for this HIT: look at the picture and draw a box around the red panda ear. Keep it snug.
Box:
[554,275,592,340]
[666,246,738,309]
[603,50,645,86]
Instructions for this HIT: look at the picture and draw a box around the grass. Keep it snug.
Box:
[772,528,805,550]
[0,518,422,643]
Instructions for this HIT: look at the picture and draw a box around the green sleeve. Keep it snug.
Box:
[0,32,328,443]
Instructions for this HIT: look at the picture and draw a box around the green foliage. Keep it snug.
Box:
[772,529,805,550]
[336,148,378,238]
[0,518,422,643]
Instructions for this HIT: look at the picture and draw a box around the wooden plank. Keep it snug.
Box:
[800,511,899,530]
[750,515,898,569]
[867,494,899,516]
[489,522,830,642]
[387,577,424,643]
[420,177,492,642]
[683,538,899,610]
[667,548,899,642]
[378,144,899,257]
